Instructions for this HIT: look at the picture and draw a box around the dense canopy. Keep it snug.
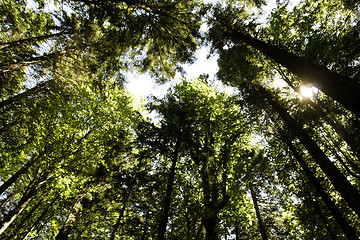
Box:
[1,0,360,239]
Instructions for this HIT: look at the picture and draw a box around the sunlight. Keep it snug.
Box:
[300,85,318,99]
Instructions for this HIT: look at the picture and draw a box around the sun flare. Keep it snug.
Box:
[300,86,317,99]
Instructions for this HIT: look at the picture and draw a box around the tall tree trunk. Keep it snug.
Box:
[234,220,240,240]
[185,201,192,240]
[20,194,59,240]
[200,140,231,240]
[277,67,360,157]
[109,202,127,240]
[202,210,220,240]
[55,190,87,240]
[249,183,268,240]
[0,186,38,235]
[157,140,181,240]
[228,27,360,116]
[0,32,65,50]
[0,50,68,73]
[258,85,360,218]
[0,173,50,236]
[0,80,52,109]
[5,194,45,240]
[141,209,150,240]
[310,196,338,240]
[0,153,41,196]
[281,132,359,239]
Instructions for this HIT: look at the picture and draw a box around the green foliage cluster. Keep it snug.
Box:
[1,0,360,239]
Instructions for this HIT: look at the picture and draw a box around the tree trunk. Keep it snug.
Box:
[157,140,180,240]
[0,186,38,235]
[0,172,50,236]
[0,50,68,73]
[281,133,359,239]
[0,80,52,109]
[0,153,41,196]
[310,196,338,240]
[249,184,268,240]
[202,211,220,240]
[20,194,59,240]
[141,209,150,240]
[234,221,240,240]
[277,67,360,157]
[109,203,127,240]
[258,85,360,218]
[0,32,65,50]
[55,191,87,240]
[5,194,45,240]
[229,27,360,116]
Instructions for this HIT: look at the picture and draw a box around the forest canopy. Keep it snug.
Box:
[1,0,360,239]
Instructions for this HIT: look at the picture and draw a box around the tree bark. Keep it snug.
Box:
[5,194,45,240]
[281,132,359,239]
[20,194,59,240]
[258,85,360,218]
[234,221,240,240]
[157,140,181,240]
[229,27,360,116]
[55,191,88,240]
[0,32,65,50]
[0,153,41,196]
[0,186,38,235]
[0,80,51,109]
[109,203,127,240]
[141,209,150,240]
[249,183,268,240]
[277,67,360,157]
[0,50,68,73]
[0,172,51,236]
[310,196,338,240]
[202,210,220,240]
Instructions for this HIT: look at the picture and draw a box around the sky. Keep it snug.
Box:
[125,46,220,99]
[24,0,301,99]
[125,0,302,99]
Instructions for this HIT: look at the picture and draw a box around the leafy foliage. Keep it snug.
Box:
[1,0,360,239]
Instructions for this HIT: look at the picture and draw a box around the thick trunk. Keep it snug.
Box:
[55,191,87,240]
[0,80,51,109]
[249,184,268,240]
[141,209,149,240]
[5,195,45,240]
[234,221,240,240]
[310,196,338,240]
[278,68,360,157]
[109,203,127,240]
[282,134,359,239]
[185,202,192,240]
[20,194,59,240]
[230,28,360,116]
[0,32,65,50]
[0,154,40,196]
[200,140,231,240]
[157,140,180,240]
[259,86,360,218]
[0,50,68,73]
[0,187,37,235]
[202,212,220,240]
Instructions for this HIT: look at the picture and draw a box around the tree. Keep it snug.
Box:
[207,3,360,116]
[148,79,252,239]
[1,0,360,238]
